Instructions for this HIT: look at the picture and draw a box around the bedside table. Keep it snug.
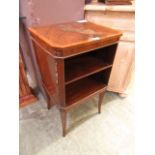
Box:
[29,21,122,136]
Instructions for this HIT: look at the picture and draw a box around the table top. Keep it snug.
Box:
[29,21,122,57]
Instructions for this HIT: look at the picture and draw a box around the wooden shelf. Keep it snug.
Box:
[65,55,112,85]
[65,76,106,108]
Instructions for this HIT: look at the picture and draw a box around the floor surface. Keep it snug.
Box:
[20,87,134,155]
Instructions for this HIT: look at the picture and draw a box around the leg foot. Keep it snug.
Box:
[60,109,67,137]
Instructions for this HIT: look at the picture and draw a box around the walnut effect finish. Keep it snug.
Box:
[29,21,122,136]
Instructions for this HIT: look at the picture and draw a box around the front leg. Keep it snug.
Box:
[98,91,106,114]
[60,109,67,137]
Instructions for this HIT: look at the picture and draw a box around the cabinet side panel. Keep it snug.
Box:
[32,41,59,105]
[108,42,135,92]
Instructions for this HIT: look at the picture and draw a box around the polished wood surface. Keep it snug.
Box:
[32,41,59,108]
[29,21,121,57]
[19,50,37,108]
[29,21,121,136]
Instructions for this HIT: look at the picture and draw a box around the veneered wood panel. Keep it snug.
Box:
[29,21,122,57]
[31,40,59,107]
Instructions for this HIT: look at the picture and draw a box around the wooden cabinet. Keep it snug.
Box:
[85,6,135,96]
[29,21,121,136]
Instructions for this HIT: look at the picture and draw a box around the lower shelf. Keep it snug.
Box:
[65,77,106,108]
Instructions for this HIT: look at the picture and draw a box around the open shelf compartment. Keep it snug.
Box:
[65,69,111,107]
[65,44,117,85]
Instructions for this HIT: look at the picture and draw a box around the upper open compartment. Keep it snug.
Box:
[65,43,117,85]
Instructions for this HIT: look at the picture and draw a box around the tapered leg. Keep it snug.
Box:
[98,91,106,114]
[60,109,67,137]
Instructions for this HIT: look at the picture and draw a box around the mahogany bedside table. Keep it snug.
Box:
[29,21,122,136]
